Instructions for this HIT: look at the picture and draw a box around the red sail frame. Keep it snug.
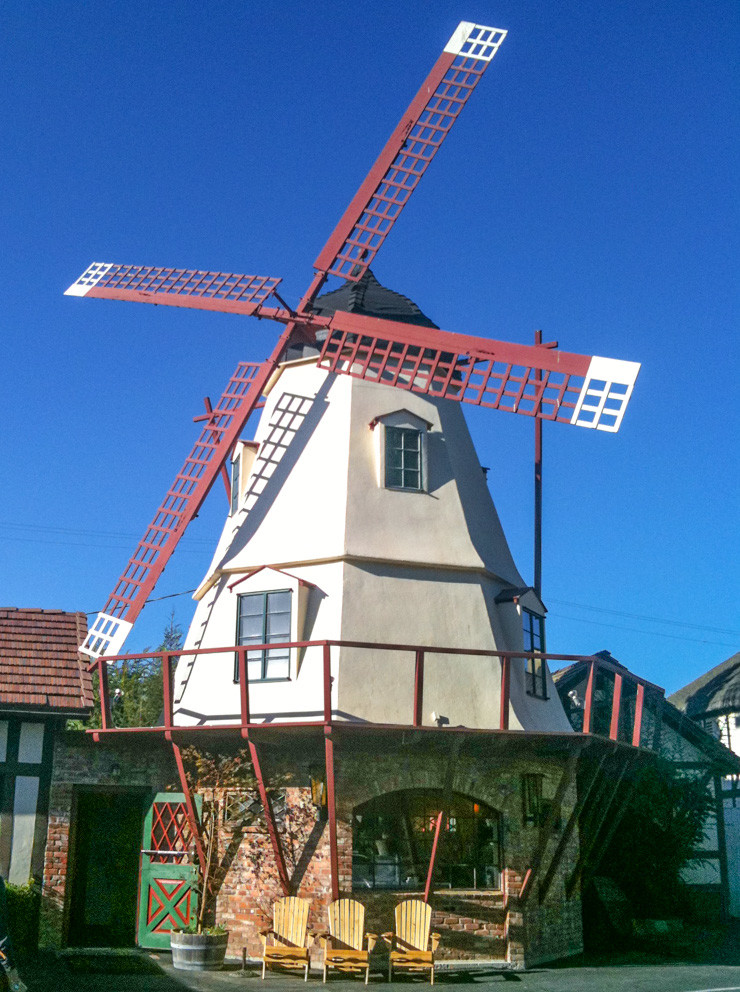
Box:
[313,23,506,283]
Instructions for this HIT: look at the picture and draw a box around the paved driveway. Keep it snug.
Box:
[16,952,740,992]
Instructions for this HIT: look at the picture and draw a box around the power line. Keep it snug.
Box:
[85,587,198,616]
[548,611,737,649]
[548,598,739,637]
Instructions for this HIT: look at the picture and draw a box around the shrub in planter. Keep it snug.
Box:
[170,924,229,971]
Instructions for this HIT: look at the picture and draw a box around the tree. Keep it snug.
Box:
[598,759,714,918]
[78,611,184,729]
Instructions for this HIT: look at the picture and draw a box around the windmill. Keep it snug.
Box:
[66,21,640,662]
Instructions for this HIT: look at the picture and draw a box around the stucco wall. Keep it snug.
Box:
[175,360,572,734]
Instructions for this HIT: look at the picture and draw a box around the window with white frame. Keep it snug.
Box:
[523,609,547,699]
[385,426,423,490]
[234,590,291,682]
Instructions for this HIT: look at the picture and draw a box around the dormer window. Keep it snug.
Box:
[371,409,431,492]
[523,609,547,699]
[385,426,422,490]
[235,590,291,682]
[228,566,315,685]
[494,587,548,701]
[230,454,241,515]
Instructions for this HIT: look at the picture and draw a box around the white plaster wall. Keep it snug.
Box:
[336,562,570,731]
[175,560,344,725]
[8,775,39,885]
[176,359,572,733]
[344,373,523,579]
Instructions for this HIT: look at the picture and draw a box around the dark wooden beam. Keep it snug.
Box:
[538,749,610,904]
[714,774,731,922]
[519,745,584,905]
[565,756,635,898]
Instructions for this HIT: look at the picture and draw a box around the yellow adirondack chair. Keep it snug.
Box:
[383,899,440,984]
[260,896,314,981]
[319,898,377,983]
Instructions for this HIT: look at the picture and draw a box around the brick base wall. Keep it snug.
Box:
[42,729,584,968]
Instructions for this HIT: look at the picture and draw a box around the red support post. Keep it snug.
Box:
[171,742,208,874]
[98,659,112,731]
[324,729,340,901]
[162,652,173,740]
[609,673,622,741]
[237,647,250,736]
[583,662,595,734]
[248,740,291,896]
[323,643,332,725]
[632,683,645,748]
[423,811,444,902]
[413,650,425,727]
[518,868,533,905]
[534,329,543,599]
[500,654,511,730]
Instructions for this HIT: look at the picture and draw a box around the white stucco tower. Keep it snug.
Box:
[173,275,572,734]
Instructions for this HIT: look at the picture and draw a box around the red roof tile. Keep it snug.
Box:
[0,609,93,712]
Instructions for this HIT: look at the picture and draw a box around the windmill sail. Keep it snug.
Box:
[313,22,507,282]
[65,263,282,316]
[319,311,640,433]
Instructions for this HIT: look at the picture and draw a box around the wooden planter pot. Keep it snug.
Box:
[170,930,229,971]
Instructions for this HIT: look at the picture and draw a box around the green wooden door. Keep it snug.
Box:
[137,792,201,949]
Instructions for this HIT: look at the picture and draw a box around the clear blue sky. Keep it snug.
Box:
[1,0,737,694]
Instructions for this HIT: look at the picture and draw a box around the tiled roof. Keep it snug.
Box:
[0,609,93,713]
[668,652,740,718]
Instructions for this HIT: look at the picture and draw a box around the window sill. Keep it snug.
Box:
[525,691,548,701]
[232,677,292,685]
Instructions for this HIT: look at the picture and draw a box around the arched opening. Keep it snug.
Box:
[352,789,502,891]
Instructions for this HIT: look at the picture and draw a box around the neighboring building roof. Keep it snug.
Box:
[552,650,740,774]
[313,269,439,328]
[668,652,740,719]
[0,609,93,713]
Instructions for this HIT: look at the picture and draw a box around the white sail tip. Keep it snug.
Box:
[80,612,133,660]
[64,262,114,296]
[444,22,507,62]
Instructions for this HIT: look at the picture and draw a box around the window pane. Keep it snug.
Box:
[387,447,403,469]
[265,651,290,680]
[352,789,501,892]
[247,657,263,681]
[238,614,263,641]
[239,594,264,617]
[386,466,403,488]
[403,469,420,489]
[402,430,420,452]
[266,612,290,639]
[267,591,291,614]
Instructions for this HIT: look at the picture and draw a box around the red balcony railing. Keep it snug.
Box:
[86,640,663,749]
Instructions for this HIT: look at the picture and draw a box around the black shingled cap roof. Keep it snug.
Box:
[313,270,439,329]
